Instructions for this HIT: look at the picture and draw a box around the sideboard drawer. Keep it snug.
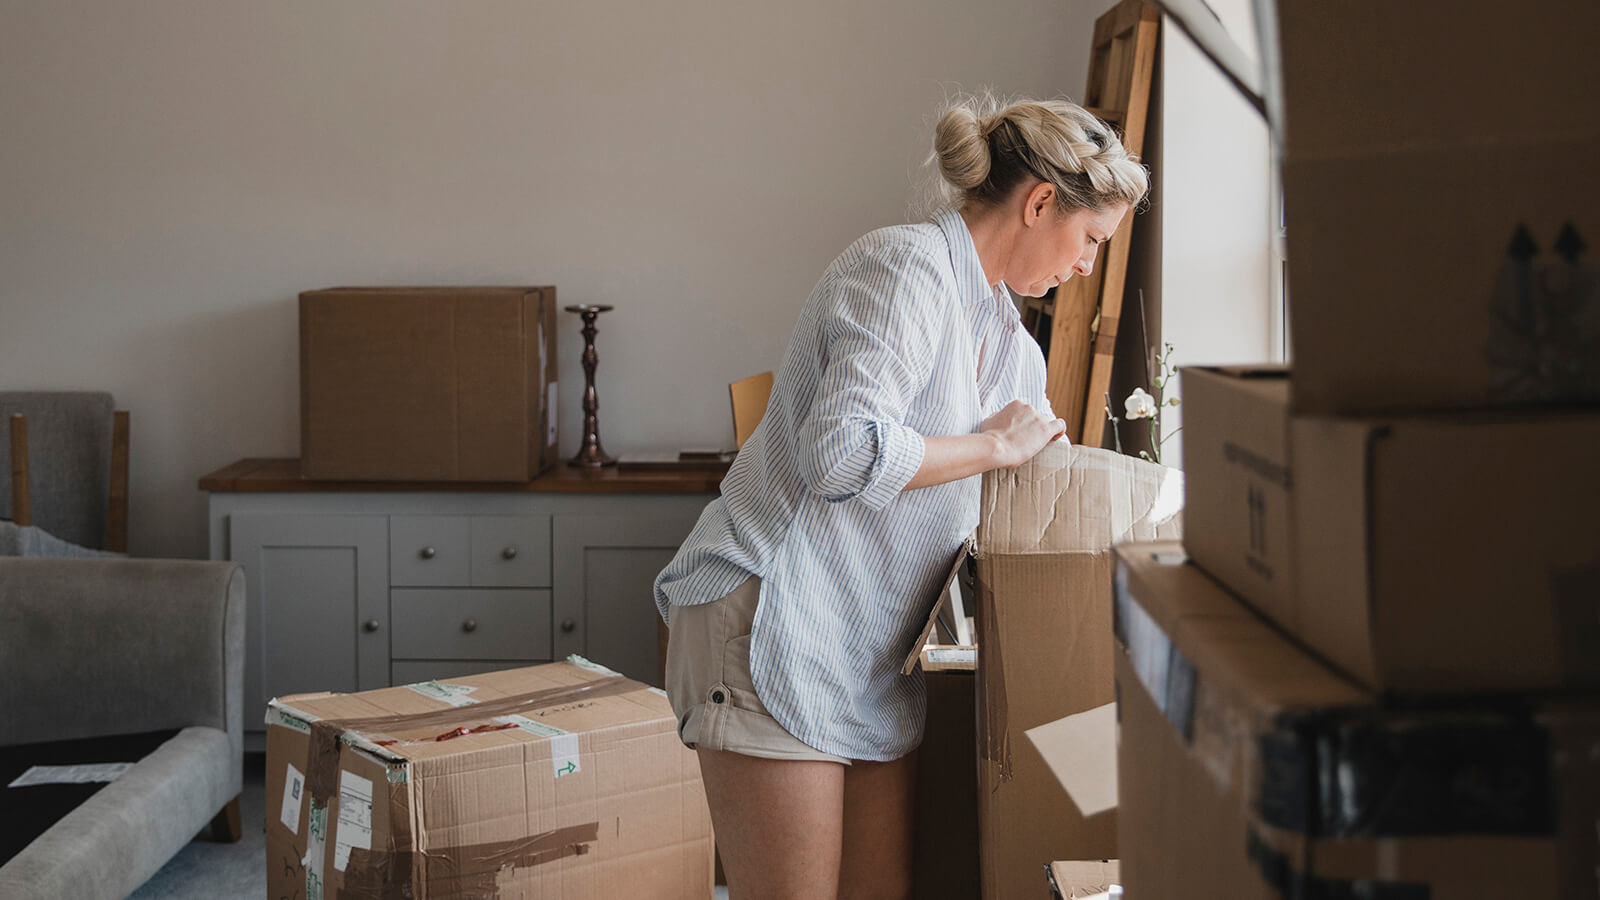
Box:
[391,588,552,659]
[391,516,471,586]
[391,659,549,686]
[470,515,551,587]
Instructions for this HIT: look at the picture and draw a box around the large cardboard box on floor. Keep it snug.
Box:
[1272,1,1600,413]
[1113,542,1600,899]
[1183,364,1600,693]
[300,286,560,481]
[263,658,712,899]
[970,443,1183,899]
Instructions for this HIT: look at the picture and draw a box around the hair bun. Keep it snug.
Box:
[933,103,992,193]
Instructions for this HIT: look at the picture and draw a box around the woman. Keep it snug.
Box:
[655,94,1149,899]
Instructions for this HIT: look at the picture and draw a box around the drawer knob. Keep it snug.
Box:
[501,546,518,560]
[419,546,437,560]
[462,618,478,633]
[560,618,576,633]
[363,619,380,633]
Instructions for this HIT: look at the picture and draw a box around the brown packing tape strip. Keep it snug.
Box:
[340,821,602,899]
[306,675,644,803]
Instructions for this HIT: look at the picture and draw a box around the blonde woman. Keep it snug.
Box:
[655,94,1149,899]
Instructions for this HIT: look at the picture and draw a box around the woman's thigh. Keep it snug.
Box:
[696,746,846,900]
[838,749,918,900]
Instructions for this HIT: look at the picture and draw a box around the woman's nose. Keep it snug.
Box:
[1073,244,1099,277]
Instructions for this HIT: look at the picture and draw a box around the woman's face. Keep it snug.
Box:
[1007,193,1129,298]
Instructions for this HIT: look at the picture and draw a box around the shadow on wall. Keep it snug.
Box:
[120,295,300,559]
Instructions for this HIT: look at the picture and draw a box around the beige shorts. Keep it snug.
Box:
[665,575,850,765]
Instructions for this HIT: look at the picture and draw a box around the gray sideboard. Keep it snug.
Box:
[202,458,717,751]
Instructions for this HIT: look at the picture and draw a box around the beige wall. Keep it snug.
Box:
[1,0,1109,558]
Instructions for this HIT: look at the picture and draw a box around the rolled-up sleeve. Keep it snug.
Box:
[797,244,945,510]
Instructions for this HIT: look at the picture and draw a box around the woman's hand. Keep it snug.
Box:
[979,400,1068,469]
[902,401,1068,492]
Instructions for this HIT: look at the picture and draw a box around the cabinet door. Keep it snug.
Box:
[230,514,388,729]
[552,513,699,686]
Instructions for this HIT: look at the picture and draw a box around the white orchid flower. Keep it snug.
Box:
[1124,387,1157,420]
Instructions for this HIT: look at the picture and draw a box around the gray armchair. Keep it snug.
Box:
[0,558,244,900]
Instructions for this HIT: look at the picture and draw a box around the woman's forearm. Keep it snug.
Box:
[903,433,1005,491]
[903,401,1068,492]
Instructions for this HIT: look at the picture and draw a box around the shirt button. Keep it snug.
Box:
[711,690,726,704]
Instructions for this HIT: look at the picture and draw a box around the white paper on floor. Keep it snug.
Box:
[9,762,134,787]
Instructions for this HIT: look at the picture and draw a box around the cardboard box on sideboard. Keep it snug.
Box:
[961,443,1183,899]
[300,286,559,482]
[1273,1,1600,414]
[1112,542,1600,900]
[1182,364,1600,694]
[263,657,712,900]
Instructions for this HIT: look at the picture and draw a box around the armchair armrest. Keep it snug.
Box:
[0,559,245,766]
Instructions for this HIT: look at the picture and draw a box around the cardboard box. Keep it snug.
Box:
[263,657,712,899]
[1182,365,1600,693]
[1113,542,1600,900]
[300,286,559,481]
[1045,860,1120,900]
[1273,2,1600,413]
[965,443,1183,899]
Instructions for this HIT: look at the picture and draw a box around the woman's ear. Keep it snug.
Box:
[1023,182,1056,226]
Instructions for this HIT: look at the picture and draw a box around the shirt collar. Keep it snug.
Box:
[933,207,998,308]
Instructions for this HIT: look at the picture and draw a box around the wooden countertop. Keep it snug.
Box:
[198,458,725,494]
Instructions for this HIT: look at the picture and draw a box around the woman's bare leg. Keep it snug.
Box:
[837,749,918,900]
[696,747,846,900]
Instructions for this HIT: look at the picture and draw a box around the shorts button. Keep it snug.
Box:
[711,689,726,704]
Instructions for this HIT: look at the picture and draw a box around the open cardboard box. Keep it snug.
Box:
[905,443,1182,899]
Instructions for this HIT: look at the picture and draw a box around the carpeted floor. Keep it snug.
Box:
[127,753,267,899]
[127,752,729,899]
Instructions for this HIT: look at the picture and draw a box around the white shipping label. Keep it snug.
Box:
[280,764,305,834]
[547,382,559,444]
[8,763,132,787]
[405,680,479,707]
[332,771,374,872]
[550,733,581,779]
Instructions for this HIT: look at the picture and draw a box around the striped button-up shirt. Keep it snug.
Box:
[654,207,1052,761]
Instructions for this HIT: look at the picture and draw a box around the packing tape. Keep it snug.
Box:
[338,821,602,899]
[306,675,644,804]
[1254,705,1555,839]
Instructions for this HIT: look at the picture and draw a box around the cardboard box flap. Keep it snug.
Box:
[1024,703,1118,818]
[978,444,1183,555]
[901,539,974,675]
[1047,860,1121,900]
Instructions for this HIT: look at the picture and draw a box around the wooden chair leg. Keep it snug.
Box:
[209,794,243,843]
[105,410,129,553]
[8,414,29,527]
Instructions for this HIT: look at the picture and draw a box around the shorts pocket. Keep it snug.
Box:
[721,633,756,694]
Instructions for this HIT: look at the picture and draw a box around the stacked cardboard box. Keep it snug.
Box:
[919,442,1181,899]
[263,657,713,899]
[1112,544,1599,899]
